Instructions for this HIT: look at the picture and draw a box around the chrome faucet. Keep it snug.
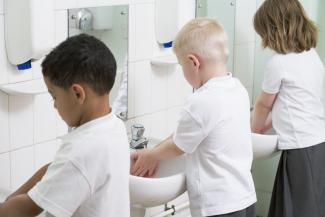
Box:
[130,124,149,149]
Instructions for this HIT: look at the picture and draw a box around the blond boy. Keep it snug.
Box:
[131,18,256,217]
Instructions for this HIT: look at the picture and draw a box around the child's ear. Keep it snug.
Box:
[71,84,86,104]
[187,54,200,69]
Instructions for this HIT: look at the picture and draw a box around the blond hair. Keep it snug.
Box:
[254,0,318,54]
[173,18,229,64]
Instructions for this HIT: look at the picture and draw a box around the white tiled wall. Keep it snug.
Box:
[0,92,9,153]
[0,153,10,190]
[10,146,35,190]
[233,0,257,107]
[0,7,68,192]
[0,15,8,85]
[0,0,259,217]
[9,96,34,150]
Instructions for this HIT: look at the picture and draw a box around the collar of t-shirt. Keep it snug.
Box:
[195,72,233,92]
[59,110,116,143]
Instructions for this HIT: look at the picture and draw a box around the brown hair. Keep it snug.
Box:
[254,0,318,54]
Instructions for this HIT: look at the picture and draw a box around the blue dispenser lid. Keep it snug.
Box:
[17,60,32,70]
[163,41,173,48]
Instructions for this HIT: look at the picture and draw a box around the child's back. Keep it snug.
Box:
[174,74,256,216]
[263,49,325,149]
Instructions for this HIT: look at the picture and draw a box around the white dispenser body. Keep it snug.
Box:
[155,0,196,45]
[5,0,55,65]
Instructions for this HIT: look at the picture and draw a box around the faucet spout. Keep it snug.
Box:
[130,124,148,149]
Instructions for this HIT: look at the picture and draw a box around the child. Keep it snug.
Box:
[131,18,257,217]
[251,0,325,217]
[0,34,130,217]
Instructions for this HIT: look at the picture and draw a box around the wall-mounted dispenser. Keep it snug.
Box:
[4,0,55,70]
[155,0,195,48]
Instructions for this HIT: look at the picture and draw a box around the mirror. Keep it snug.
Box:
[196,0,236,73]
[68,5,129,120]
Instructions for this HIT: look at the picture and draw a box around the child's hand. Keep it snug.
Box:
[131,149,159,177]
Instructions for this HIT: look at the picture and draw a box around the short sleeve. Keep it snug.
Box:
[28,160,91,217]
[173,108,207,154]
[262,57,284,94]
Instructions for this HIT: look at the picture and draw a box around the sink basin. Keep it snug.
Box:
[130,154,186,208]
[251,133,279,159]
[129,134,279,216]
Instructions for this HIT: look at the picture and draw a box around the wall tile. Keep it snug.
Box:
[76,0,129,8]
[34,93,57,144]
[167,65,192,107]
[235,0,256,44]
[10,146,34,190]
[9,96,34,150]
[34,140,58,171]
[132,61,151,117]
[0,91,9,153]
[0,15,8,85]
[7,66,33,84]
[0,153,11,191]
[150,110,168,141]
[151,65,168,112]
[234,42,255,87]
[166,106,181,136]
[129,3,155,61]
[54,10,68,45]
[130,0,154,4]
[54,0,77,10]
[32,58,44,79]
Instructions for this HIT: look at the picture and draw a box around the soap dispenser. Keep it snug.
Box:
[4,0,55,70]
[155,0,196,48]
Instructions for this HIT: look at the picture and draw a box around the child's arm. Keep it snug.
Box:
[131,136,184,177]
[0,194,43,217]
[251,92,277,133]
[6,163,50,201]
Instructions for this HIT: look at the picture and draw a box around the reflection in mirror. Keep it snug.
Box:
[196,0,236,72]
[68,5,129,120]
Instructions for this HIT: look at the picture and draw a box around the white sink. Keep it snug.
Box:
[251,133,279,159]
[130,154,186,208]
[129,134,279,216]
[129,138,186,217]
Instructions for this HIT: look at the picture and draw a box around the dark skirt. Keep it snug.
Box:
[268,142,325,217]
[207,204,256,217]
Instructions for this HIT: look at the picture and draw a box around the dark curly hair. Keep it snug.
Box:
[42,34,117,95]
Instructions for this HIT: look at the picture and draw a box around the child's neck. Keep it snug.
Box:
[200,63,228,86]
[78,95,111,126]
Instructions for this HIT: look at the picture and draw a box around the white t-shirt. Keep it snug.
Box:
[28,112,130,217]
[262,48,325,149]
[173,74,256,217]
